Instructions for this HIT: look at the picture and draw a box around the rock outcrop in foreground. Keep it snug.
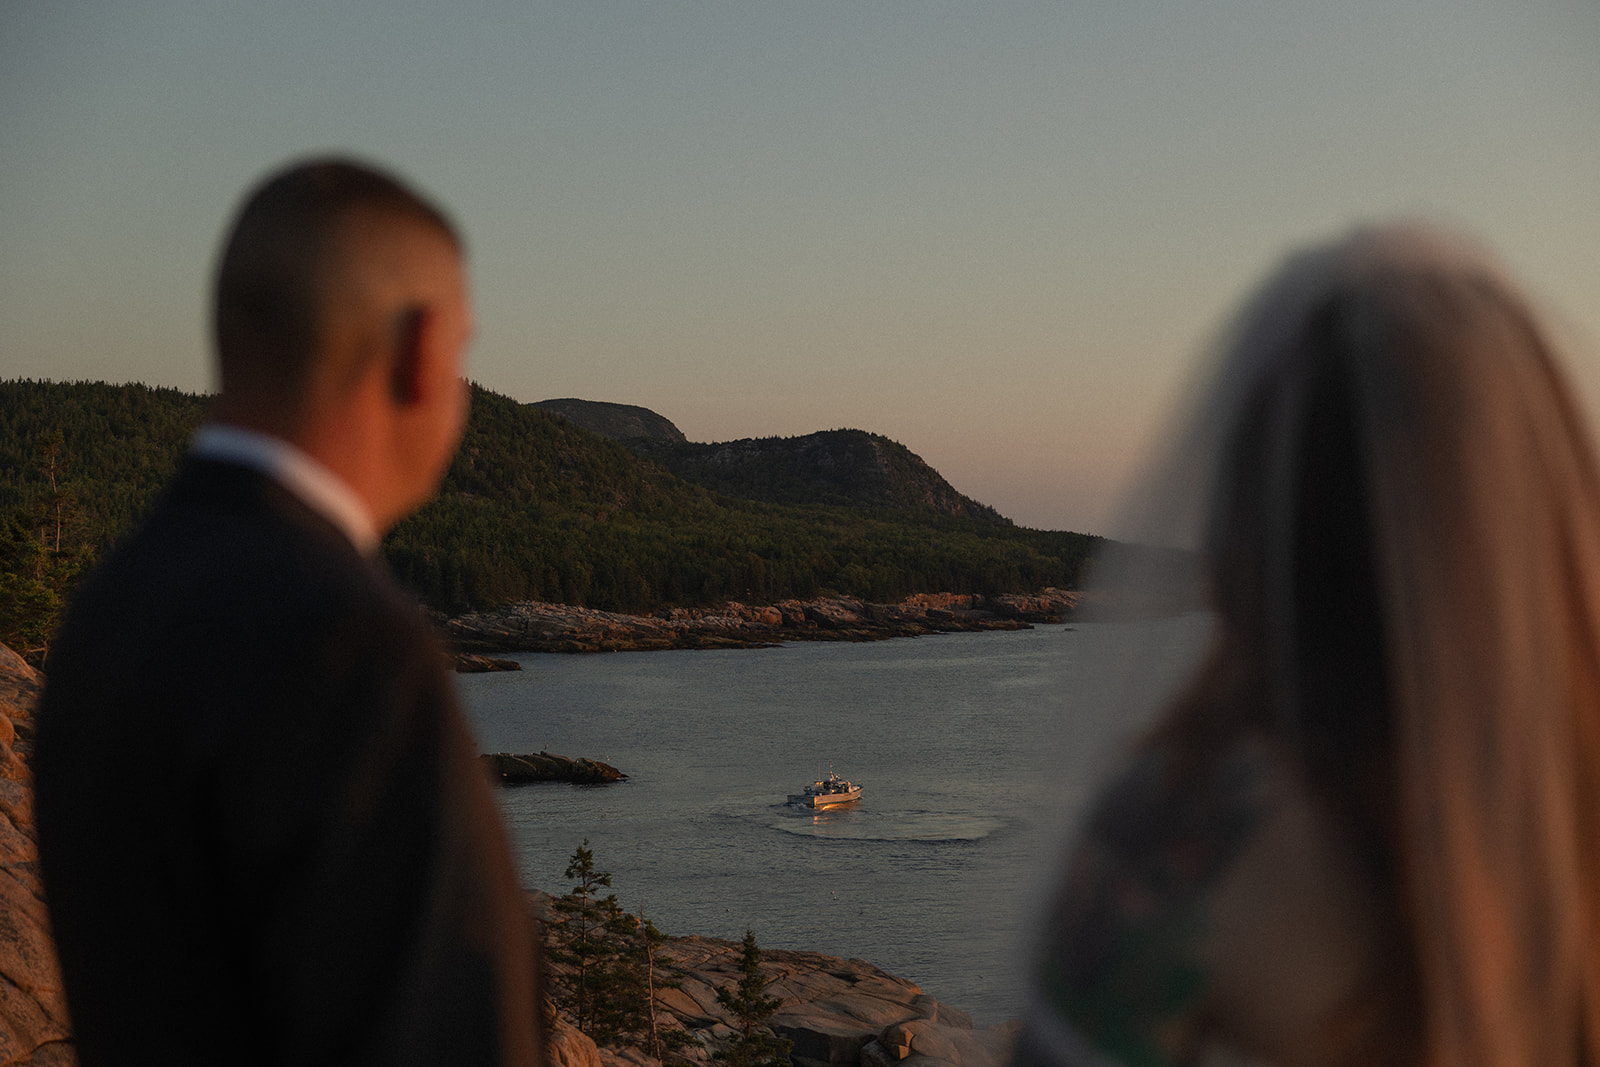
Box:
[449,591,1081,655]
[665,937,1014,1067]
[535,900,1016,1067]
[0,644,75,1066]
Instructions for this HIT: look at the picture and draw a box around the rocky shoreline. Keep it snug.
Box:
[447,589,1082,656]
[537,894,1016,1067]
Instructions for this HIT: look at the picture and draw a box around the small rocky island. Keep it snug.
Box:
[483,750,628,784]
[454,651,523,673]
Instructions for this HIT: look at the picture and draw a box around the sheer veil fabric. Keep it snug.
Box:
[1036,224,1600,1067]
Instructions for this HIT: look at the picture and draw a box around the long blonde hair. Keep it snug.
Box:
[1153,224,1600,1065]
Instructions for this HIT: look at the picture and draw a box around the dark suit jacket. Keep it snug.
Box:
[36,458,543,1065]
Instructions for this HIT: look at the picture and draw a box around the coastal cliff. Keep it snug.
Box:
[448,589,1082,655]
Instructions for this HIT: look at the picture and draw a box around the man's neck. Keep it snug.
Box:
[207,385,406,533]
[192,423,381,554]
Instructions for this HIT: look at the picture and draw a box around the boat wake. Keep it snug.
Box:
[770,809,1002,842]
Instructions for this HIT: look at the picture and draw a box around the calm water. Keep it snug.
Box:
[458,617,1211,1025]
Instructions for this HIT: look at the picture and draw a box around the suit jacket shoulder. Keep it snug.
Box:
[37,458,541,1065]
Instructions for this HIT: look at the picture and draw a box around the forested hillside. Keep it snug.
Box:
[1,380,1100,643]
[394,389,1096,611]
[0,381,208,661]
[0,380,208,550]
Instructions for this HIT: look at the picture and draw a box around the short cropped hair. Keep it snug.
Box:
[212,157,461,397]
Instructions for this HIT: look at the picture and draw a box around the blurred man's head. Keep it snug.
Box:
[211,158,472,527]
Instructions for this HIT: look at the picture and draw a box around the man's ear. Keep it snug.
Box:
[390,304,430,406]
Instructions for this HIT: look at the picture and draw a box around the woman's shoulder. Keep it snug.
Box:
[1023,736,1382,1067]
[1197,741,1387,1063]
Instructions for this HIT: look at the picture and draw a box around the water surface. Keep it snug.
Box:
[459,616,1210,1024]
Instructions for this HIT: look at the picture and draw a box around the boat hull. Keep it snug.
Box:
[788,787,862,808]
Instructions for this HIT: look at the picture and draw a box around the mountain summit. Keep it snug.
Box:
[632,430,1007,524]
[531,398,686,443]
[534,398,1002,523]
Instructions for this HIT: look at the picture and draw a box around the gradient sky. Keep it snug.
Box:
[4,2,1597,534]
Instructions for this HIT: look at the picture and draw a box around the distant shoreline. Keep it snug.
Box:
[443,589,1083,656]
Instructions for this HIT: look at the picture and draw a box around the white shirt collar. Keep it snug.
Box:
[190,424,381,555]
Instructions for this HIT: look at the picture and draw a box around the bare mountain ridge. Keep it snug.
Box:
[531,398,1007,525]
[531,398,687,443]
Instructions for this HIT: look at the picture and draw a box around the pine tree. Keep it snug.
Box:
[0,515,57,662]
[588,904,649,1048]
[629,911,697,1060]
[35,430,75,554]
[713,930,792,1067]
[545,842,700,1056]
[0,428,94,665]
[547,839,624,1036]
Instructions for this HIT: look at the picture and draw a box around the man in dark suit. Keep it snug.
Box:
[36,159,544,1065]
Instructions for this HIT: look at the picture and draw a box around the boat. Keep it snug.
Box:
[788,767,862,808]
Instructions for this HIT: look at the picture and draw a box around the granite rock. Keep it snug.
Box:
[540,920,1013,1067]
[550,1016,604,1067]
[0,644,75,1066]
[483,751,628,785]
[453,652,523,673]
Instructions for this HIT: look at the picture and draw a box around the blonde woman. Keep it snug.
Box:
[1018,225,1600,1067]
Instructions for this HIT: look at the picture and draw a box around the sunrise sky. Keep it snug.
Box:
[4,2,1597,533]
